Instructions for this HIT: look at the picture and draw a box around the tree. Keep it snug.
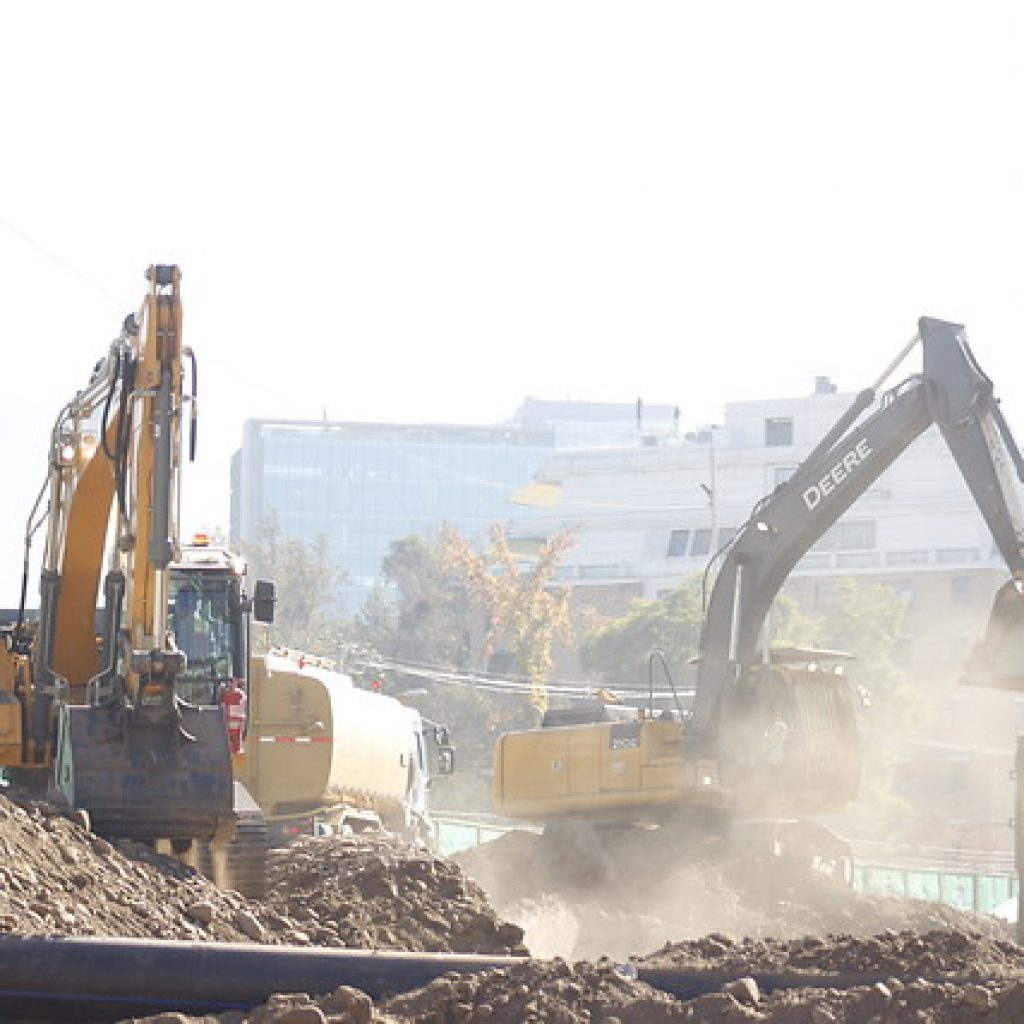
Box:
[440,523,575,712]
[355,534,481,671]
[239,513,351,658]
[580,576,817,691]
[346,525,576,809]
[579,579,703,691]
[809,576,923,726]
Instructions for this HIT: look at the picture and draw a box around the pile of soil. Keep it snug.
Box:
[382,959,690,1024]
[261,834,527,954]
[637,927,1024,978]
[0,794,275,944]
[0,791,526,956]
[128,954,1024,1023]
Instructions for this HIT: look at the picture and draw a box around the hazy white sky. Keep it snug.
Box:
[0,1,1021,603]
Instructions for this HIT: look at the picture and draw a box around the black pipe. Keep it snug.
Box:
[0,935,1011,1021]
[0,936,520,1020]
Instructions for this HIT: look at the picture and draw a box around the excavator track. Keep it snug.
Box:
[224,811,269,899]
[196,783,269,898]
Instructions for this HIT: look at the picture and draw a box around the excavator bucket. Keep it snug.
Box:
[962,577,1024,691]
[54,703,235,843]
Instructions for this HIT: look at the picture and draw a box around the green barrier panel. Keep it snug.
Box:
[939,873,975,911]
[437,821,484,857]
[976,875,1012,915]
[905,871,940,903]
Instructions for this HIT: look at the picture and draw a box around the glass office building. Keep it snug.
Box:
[231,420,556,614]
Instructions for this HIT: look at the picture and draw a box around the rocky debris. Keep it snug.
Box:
[262,834,527,955]
[0,791,529,957]
[5,786,1024,1023]
[0,793,280,944]
[127,969,1024,1024]
[128,985,379,1024]
[382,959,691,1024]
[743,975,1024,1022]
[637,927,1024,979]
[128,961,692,1024]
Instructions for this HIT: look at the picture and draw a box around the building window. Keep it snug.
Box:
[886,550,930,567]
[690,528,713,557]
[836,551,880,568]
[667,529,690,557]
[814,520,876,551]
[716,526,737,550]
[765,417,794,447]
[773,465,797,487]
[579,564,621,580]
[950,576,972,605]
[936,548,980,565]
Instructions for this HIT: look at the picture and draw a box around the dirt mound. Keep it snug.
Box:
[638,927,1024,978]
[128,961,692,1024]
[383,959,689,1023]
[0,793,277,944]
[0,792,528,957]
[690,975,1024,1023]
[262,833,527,955]
[126,955,1024,1024]
[456,829,1012,961]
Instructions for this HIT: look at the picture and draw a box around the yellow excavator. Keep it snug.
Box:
[0,265,238,851]
[493,318,1024,869]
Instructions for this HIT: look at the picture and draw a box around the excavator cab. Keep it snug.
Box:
[962,576,1024,691]
[713,651,861,816]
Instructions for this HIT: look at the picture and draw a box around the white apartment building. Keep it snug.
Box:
[515,377,1008,601]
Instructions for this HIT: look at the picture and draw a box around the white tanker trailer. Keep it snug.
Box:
[238,649,453,846]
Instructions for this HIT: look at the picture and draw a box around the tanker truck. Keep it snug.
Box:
[239,648,453,846]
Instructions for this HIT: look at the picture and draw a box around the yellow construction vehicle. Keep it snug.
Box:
[0,265,236,849]
[494,318,1024,866]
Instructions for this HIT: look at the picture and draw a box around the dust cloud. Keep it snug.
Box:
[455,819,1010,963]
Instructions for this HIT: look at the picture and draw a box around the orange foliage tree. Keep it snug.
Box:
[440,523,575,713]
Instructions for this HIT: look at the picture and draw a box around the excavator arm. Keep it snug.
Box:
[694,318,1024,788]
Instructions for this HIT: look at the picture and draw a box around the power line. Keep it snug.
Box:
[354,654,694,703]
[0,215,122,308]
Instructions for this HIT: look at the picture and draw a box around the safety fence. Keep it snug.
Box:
[853,863,1016,917]
[434,814,1018,918]
[435,815,533,858]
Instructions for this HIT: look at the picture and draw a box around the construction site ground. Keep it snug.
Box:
[1,790,1023,1022]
